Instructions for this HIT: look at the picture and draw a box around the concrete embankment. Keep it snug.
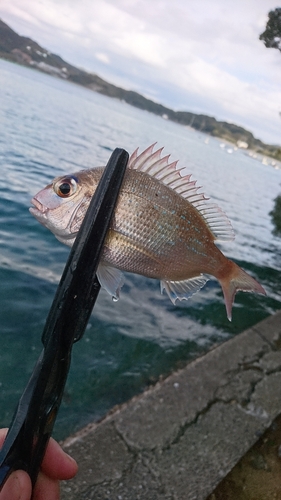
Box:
[61,311,281,500]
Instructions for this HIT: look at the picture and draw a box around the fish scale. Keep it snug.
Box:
[111,170,210,267]
[30,144,266,320]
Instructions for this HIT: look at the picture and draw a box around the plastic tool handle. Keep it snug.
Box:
[0,148,129,490]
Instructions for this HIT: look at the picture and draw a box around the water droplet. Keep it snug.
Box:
[112,296,119,302]
[71,261,77,273]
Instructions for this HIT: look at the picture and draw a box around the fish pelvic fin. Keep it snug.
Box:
[160,275,208,304]
[218,260,266,322]
[97,263,125,301]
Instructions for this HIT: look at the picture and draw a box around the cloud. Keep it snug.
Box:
[0,0,280,144]
[95,52,111,65]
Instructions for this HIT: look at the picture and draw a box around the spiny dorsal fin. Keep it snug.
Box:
[128,144,234,242]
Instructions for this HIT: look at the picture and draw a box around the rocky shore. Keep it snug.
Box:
[60,311,281,500]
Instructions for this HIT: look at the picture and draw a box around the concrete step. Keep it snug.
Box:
[61,311,281,500]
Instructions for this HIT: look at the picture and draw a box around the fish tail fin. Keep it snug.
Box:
[218,260,266,322]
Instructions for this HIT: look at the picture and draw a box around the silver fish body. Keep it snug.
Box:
[30,144,266,320]
[103,169,227,280]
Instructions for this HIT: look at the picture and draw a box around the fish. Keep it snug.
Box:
[29,143,266,321]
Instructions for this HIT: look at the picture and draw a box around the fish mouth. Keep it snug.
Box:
[29,197,48,220]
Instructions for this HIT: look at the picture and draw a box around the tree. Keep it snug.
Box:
[270,195,281,236]
[259,8,281,51]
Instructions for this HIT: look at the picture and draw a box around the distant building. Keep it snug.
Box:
[30,61,68,78]
[237,140,248,149]
[11,48,32,64]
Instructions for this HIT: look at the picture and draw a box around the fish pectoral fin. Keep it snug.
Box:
[160,275,208,305]
[97,263,125,300]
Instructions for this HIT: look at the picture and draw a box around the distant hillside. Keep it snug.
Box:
[1,18,280,161]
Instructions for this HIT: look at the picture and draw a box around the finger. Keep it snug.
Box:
[0,430,77,481]
[33,472,60,500]
[41,438,78,480]
[0,430,32,500]
[0,429,8,447]
[0,429,77,484]
[0,470,32,500]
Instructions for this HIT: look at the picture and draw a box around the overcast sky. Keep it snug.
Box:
[0,0,280,145]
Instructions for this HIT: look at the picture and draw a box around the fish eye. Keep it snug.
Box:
[54,177,78,198]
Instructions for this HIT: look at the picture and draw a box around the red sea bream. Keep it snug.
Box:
[30,144,266,320]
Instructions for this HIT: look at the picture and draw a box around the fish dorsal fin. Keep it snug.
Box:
[128,144,234,242]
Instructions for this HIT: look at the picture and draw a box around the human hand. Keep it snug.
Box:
[0,428,78,500]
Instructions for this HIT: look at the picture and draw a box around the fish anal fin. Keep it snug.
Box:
[160,275,208,304]
[97,262,125,300]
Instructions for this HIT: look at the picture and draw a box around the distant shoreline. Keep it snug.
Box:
[0,18,280,163]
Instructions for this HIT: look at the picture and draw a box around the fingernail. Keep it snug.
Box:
[65,452,77,464]
[64,452,79,476]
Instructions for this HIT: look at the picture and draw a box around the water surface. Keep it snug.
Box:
[0,59,280,438]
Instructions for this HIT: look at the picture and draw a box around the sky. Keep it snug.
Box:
[0,0,280,145]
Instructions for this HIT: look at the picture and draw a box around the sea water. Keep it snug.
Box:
[0,59,280,439]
